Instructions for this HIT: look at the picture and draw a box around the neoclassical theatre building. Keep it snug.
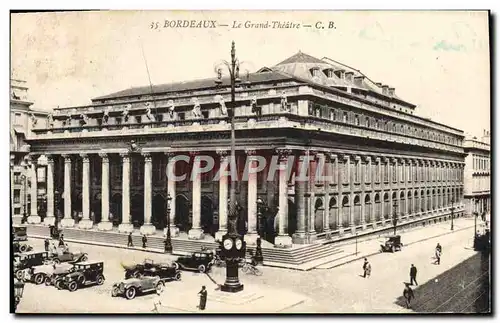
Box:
[26,52,466,247]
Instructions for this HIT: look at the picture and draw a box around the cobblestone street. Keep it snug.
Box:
[16,218,479,313]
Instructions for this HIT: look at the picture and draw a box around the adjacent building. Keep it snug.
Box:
[10,78,49,224]
[463,131,491,218]
[25,51,466,247]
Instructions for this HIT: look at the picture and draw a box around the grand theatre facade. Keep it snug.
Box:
[25,52,466,249]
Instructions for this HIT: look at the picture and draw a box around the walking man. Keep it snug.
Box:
[127,232,133,247]
[44,239,50,252]
[151,288,164,313]
[403,283,415,309]
[434,248,441,265]
[409,264,418,286]
[142,234,147,249]
[362,258,371,278]
[197,286,207,310]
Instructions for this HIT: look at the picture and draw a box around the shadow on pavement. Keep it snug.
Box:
[394,251,491,313]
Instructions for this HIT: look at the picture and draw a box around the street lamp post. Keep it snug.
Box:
[474,199,479,235]
[164,193,173,254]
[214,41,251,293]
[392,199,399,236]
[20,175,28,224]
[450,197,455,231]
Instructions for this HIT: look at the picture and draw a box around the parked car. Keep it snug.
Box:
[29,262,75,285]
[13,241,33,254]
[175,251,215,273]
[57,261,105,292]
[380,235,403,253]
[14,251,50,280]
[12,224,28,242]
[49,249,88,264]
[111,276,164,300]
[123,258,181,281]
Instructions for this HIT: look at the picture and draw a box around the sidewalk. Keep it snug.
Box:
[314,217,474,269]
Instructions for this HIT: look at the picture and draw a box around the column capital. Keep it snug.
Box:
[363,155,372,163]
[216,149,229,162]
[375,157,381,163]
[46,154,55,164]
[120,152,130,162]
[382,156,390,163]
[328,153,338,161]
[142,152,152,162]
[164,151,176,159]
[62,154,72,162]
[245,148,258,156]
[80,153,90,162]
[188,151,199,158]
[390,157,398,164]
[29,154,39,164]
[275,148,292,161]
[341,154,351,162]
[354,155,362,162]
[98,152,108,158]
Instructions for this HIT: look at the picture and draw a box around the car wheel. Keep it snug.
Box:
[391,245,396,253]
[53,258,60,264]
[175,272,181,281]
[172,262,179,270]
[68,281,78,292]
[81,255,88,262]
[111,287,119,297]
[34,273,45,285]
[15,270,24,280]
[55,280,63,290]
[96,275,105,285]
[198,264,206,273]
[156,282,164,293]
[19,245,27,252]
[125,287,136,300]
[45,277,52,286]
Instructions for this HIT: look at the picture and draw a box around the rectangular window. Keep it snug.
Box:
[14,190,20,203]
[392,163,397,183]
[342,161,348,184]
[178,112,185,120]
[354,115,359,126]
[343,112,348,123]
[383,163,389,182]
[202,111,209,119]
[354,161,360,183]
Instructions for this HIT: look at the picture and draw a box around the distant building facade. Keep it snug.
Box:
[10,79,49,224]
[463,131,491,217]
[25,52,466,246]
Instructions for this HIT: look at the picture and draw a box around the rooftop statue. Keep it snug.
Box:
[192,98,203,118]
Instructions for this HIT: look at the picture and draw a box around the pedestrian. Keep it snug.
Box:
[197,286,207,310]
[127,232,133,247]
[58,234,65,247]
[434,248,441,265]
[44,239,50,252]
[481,212,486,222]
[403,283,415,308]
[362,258,371,278]
[436,243,442,254]
[409,264,418,286]
[152,288,163,313]
[142,234,147,248]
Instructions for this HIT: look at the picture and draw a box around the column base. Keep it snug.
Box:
[78,219,94,230]
[338,227,345,236]
[188,228,204,240]
[244,232,260,246]
[27,215,41,224]
[60,218,75,228]
[371,221,377,229]
[292,231,307,244]
[163,225,180,238]
[350,225,356,235]
[361,222,367,230]
[118,223,134,233]
[43,216,55,226]
[140,223,157,236]
[215,230,227,242]
[274,235,292,248]
[12,215,23,225]
[97,221,113,231]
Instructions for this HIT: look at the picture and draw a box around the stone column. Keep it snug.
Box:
[188,154,204,240]
[358,156,367,230]
[385,157,392,227]
[79,154,93,229]
[118,153,133,233]
[28,156,41,224]
[140,153,156,235]
[306,151,317,241]
[165,152,179,237]
[215,150,228,242]
[61,154,75,227]
[275,148,292,247]
[292,154,307,243]
[245,149,260,245]
[98,153,113,231]
[43,155,55,226]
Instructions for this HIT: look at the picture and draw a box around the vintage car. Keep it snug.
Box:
[48,249,88,264]
[29,262,75,285]
[175,251,214,273]
[111,276,164,300]
[57,261,105,292]
[14,251,50,280]
[13,241,33,254]
[122,258,181,281]
[12,224,28,242]
[380,235,403,253]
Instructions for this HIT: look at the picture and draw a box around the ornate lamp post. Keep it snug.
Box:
[164,193,173,254]
[450,197,455,231]
[51,190,61,239]
[20,174,28,224]
[13,278,25,312]
[214,41,250,293]
[392,199,399,236]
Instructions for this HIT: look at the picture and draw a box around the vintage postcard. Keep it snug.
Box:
[10,10,491,314]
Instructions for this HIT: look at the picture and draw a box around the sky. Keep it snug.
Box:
[10,10,490,138]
